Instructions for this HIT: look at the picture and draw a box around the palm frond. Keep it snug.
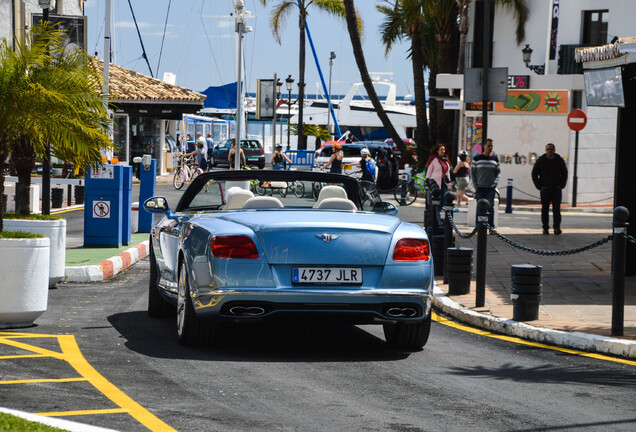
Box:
[270,1,297,44]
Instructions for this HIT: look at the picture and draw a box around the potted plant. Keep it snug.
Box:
[3,212,66,287]
[0,231,49,328]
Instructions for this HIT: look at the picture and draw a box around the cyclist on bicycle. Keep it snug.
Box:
[228,139,246,170]
[181,141,208,172]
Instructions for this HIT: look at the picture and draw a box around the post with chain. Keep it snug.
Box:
[443,191,456,284]
[475,199,491,308]
[505,178,513,214]
[611,206,629,336]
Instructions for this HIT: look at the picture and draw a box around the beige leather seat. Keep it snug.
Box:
[316,197,357,211]
[242,196,284,209]
[224,188,254,209]
[313,185,348,208]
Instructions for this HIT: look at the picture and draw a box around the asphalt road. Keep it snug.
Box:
[1,262,634,432]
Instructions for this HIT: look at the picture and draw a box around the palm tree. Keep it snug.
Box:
[342,0,417,168]
[259,0,346,150]
[0,24,112,227]
[376,0,430,168]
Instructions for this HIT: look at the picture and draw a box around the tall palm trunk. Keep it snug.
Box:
[297,10,307,150]
[456,0,470,74]
[410,32,430,170]
[342,0,416,167]
[0,146,7,230]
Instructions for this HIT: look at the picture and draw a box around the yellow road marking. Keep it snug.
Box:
[0,333,176,432]
[0,377,87,385]
[36,408,128,417]
[0,354,48,360]
[432,312,636,366]
[57,335,177,431]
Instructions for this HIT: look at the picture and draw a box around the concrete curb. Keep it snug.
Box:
[64,241,150,283]
[432,285,636,360]
[0,407,119,432]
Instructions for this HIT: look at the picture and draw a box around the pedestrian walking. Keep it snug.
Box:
[228,139,246,170]
[206,133,214,165]
[425,143,452,201]
[271,145,292,170]
[359,148,377,183]
[453,150,471,206]
[322,143,344,174]
[471,138,500,227]
[531,143,568,235]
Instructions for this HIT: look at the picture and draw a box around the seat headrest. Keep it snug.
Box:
[243,196,284,209]
[224,188,254,209]
[316,197,357,211]
[313,185,347,208]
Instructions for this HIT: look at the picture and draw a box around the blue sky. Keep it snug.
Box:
[83,0,413,97]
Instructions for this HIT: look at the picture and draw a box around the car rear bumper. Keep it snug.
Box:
[192,289,432,324]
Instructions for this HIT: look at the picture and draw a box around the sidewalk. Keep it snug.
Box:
[57,197,636,360]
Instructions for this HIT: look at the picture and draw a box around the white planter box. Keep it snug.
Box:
[0,237,50,328]
[3,183,40,214]
[4,219,66,287]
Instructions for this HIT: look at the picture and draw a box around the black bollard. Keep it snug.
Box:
[505,178,513,214]
[447,247,473,295]
[475,199,491,308]
[612,206,629,336]
[511,264,542,321]
[443,191,456,284]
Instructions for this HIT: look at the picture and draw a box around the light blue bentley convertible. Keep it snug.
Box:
[144,170,434,350]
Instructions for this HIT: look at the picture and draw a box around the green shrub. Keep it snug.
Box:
[0,231,46,239]
[0,412,66,431]
[3,212,62,220]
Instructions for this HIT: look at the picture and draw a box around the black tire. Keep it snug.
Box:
[393,181,417,205]
[148,242,173,318]
[383,313,431,350]
[173,168,185,190]
[176,263,217,346]
[293,181,305,198]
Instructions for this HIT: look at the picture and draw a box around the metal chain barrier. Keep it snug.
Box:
[447,213,478,239]
[483,222,613,256]
[625,233,636,245]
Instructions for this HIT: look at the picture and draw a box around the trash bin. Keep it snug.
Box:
[74,185,84,205]
[51,188,64,208]
[511,264,542,321]
[447,247,473,295]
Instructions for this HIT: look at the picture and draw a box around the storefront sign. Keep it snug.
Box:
[508,75,530,89]
[466,102,493,111]
[496,90,568,114]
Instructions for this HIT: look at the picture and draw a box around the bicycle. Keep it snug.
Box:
[279,180,305,198]
[173,155,203,190]
[393,172,426,206]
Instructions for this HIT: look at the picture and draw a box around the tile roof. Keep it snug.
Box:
[91,59,206,104]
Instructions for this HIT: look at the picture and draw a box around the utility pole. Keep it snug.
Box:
[233,0,252,170]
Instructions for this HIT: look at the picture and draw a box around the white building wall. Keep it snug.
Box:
[466,0,634,204]
[0,0,83,46]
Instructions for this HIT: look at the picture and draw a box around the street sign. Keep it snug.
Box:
[443,100,461,110]
[567,109,587,131]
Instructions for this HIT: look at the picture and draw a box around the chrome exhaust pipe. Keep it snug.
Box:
[386,307,417,318]
[229,306,266,316]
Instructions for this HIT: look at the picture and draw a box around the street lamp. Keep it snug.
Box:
[521,44,545,75]
[326,51,336,135]
[39,0,54,215]
[233,0,252,170]
[285,75,294,150]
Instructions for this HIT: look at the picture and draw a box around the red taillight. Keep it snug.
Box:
[392,238,430,261]
[260,148,265,154]
[210,235,259,259]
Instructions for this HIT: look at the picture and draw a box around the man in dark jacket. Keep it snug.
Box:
[471,138,500,227]
[531,143,568,235]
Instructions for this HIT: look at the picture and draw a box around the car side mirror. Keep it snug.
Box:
[372,201,398,216]
[143,196,170,214]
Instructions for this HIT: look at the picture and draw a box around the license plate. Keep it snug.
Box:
[292,267,362,285]
[248,157,258,161]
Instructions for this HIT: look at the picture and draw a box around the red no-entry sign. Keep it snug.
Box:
[567,109,587,132]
